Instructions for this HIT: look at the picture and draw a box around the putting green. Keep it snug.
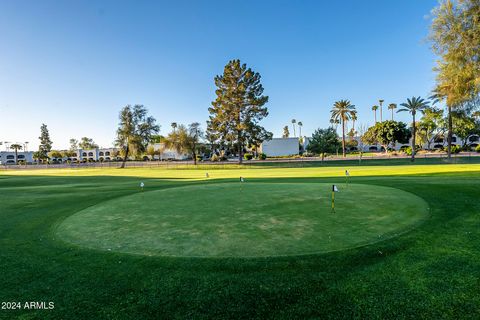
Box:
[56,182,429,257]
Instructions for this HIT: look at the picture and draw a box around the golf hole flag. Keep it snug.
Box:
[332,184,339,212]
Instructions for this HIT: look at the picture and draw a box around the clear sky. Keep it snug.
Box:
[0,0,439,150]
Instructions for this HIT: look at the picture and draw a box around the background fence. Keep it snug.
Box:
[2,152,480,171]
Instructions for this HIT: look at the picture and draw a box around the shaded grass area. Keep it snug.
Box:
[0,166,480,319]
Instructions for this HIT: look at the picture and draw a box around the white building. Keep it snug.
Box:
[350,134,480,152]
[151,143,189,160]
[260,138,300,157]
[75,148,120,162]
[0,151,34,164]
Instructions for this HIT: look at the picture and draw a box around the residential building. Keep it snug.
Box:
[259,138,300,157]
[0,151,34,164]
[151,143,189,160]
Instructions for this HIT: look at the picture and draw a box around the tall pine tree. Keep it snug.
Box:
[38,123,52,161]
[207,59,272,163]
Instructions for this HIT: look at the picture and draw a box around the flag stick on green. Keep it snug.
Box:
[331,184,339,212]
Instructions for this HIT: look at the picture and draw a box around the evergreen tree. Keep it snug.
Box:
[38,124,52,161]
[417,107,444,149]
[115,105,160,168]
[79,137,98,149]
[207,59,272,164]
[362,120,411,153]
[69,138,78,151]
[306,127,340,161]
[452,110,480,148]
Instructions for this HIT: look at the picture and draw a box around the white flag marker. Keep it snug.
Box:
[345,170,350,188]
[331,184,339,212]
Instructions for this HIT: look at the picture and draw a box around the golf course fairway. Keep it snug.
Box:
[57,182,429,257]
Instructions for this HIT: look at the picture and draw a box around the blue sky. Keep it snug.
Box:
[0,0,438,150]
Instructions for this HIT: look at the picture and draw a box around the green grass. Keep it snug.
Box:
[57,182,428,257]
[1,162,480,319]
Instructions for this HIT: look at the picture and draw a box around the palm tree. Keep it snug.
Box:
[397,96,429,162]
[282,125,290,138]
[297,121,303,137]
[291,119,297,137]
[379,99,384,122]
[430,87,459,159]
[330,118,340,130]
[372,105,379,123]
[331,100,356,157]
[171,122,178,133]
[351,111,358,132]
[388,103,397,120]
[10,143,23,164]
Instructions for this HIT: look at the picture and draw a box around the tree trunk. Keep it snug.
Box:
[15,149,18,165]
[342,120,346,157]
[120,145,129,168]
[193,150,197,165]
[321,153,325,161]
[411,114,416,162]
[447,105,452,159]
[374,111,377,123]
[238,138,243,164]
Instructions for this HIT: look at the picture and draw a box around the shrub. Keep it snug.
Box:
[451,145,461,154]
[257,153,267,160]
[244,153,253,160]
[476,145,480,153]
[404,146,423,156]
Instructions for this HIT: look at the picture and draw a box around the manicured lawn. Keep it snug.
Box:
[1,161,479,318]
[57,182,428,257]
